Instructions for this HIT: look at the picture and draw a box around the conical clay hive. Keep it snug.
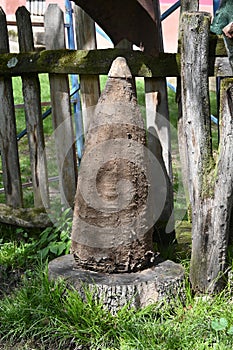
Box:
[71,57,156,273]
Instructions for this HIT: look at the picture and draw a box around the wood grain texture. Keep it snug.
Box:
[45,4,77,208]
[0,8,23,207]
[0,43,230,78]
[49,254,185,314]
[144,0,175,245]
[181,12,233,293]
[74,5,100,134]
[16,6,49,208]
[176,0,199,209]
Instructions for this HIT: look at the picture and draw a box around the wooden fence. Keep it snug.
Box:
[0,5,78,226]
[0,4,230,227]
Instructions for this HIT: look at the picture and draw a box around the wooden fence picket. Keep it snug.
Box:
[176,0,199,211]
[144,0,175,244]
[44,4,77,208]
[0,2,230,235]
[74,6,100,134]
[16,6,50,209]
[0,7,23,208]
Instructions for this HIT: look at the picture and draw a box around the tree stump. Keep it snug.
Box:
[49,57,185,312]
[49,254,185,314]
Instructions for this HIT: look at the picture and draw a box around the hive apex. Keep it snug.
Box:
[108,57,132,79]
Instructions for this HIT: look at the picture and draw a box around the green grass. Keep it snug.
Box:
[1,261,233,349]
[0,205,229,350]
[0,75,224,349]
[0,240,35,270]
[0,225,231,350]
[0,215,230,350]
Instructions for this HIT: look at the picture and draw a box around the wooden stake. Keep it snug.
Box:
[180,12,233,293]
[145,0,175,245]
[74,5,100,134]
[45,4,77,208]
[0,7,23,208]
[16,6,50,208]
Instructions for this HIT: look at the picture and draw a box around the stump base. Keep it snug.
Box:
[48,254,185,313]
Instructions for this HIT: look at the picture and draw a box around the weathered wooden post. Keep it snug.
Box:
[181,11,233,293]
[144,0,175,246]
[180,0,199,12]
[210,0,233,245]
[74,5,100,135]
[49,57,184,313]
[0,8,23,208]
[16,6,50,209]
[176,0,199,216]
[44,4,77,208]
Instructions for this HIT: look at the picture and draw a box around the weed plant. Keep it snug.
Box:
[35,208,72,260]
[0,208,72,269]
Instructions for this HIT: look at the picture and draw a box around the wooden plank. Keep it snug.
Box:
[214,57,233,80]
[16,6,50,209]
[0,50,180,77]
[0,203,52,228]
[181,11,212,209]
[15,101,51,109]
[45,4,77,208]
[7,20,44,27]
[180,0,199,11]
[180,11,233,293]
[74,5,100,134]
[0,7,23,208]
[0,44,230,78]
[144,0,175,245]
[176,0,200,217]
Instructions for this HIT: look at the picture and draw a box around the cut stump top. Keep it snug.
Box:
[49,254,185,313]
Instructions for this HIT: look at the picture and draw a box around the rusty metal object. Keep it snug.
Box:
[71,0,160,55]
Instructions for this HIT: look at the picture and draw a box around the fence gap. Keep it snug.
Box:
[16,6,50,209]
[0,7,23,208]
